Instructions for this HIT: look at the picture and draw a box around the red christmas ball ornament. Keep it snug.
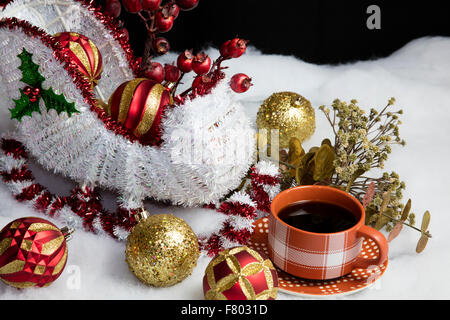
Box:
[155,9,175,33]
[176,50,194,73]
[122,0,143,13]
[227,38,248,58]
[104,0,122,18]
[192,52,211,75]
[152,37,170,55]
[53,32,103,88]
[144,62,165,83]
[103,78,173,145]
[0,217,73,289]
[175,0,199,11]
[142,0,161,11]
[203,246,278,300]
[230,73,252,93]
[164,63,181,82]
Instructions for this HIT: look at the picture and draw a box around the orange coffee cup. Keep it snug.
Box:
[268,185,388,280]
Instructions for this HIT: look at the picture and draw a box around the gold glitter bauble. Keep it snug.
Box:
[256,92,315,148]
[125,214,199,287]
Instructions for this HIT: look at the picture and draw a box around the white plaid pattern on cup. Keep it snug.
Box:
[268,215,363,280]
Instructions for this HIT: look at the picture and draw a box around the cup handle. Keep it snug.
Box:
[353,225,389,269]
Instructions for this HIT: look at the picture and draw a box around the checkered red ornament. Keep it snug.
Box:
[0,217,71,288]
[203,246,279,300]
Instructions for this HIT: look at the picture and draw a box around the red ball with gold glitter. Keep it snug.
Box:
[203,246,279,300]
[0,217,72,289]
[53,32,103,87]
[102,78,173,145]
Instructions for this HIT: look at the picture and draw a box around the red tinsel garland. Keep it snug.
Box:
[250,167,277,213]
[0,137,280,256]
[217,201,257,219]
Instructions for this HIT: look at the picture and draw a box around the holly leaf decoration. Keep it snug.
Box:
[17,48,45,87]
[10,48,79,121]
[10,89,40,120]
[41,88,79,117]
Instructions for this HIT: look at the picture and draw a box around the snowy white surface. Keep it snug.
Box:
[1,37,450,299]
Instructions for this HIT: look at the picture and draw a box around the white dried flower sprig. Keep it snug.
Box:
[319,98,405,185]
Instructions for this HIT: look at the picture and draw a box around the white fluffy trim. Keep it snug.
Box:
[254,160,279,177]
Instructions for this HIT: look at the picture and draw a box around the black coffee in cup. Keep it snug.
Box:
[278,200,357,233]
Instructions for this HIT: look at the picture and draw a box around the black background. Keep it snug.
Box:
[99,0,450,64]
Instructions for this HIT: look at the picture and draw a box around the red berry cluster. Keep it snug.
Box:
[189,39,252,95]
[144,38,252,104]
[23,86,41,103]
[102,1,252,101]
[104,0,199,68]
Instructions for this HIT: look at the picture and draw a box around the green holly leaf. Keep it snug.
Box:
[10,89,40,121]
[11,48,79,121]
[41,87,79,117]
[17,48,45,87]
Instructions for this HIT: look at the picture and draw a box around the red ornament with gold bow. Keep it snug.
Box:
[53,32,103,87]
[0,217,73,289]
[203,246,279,300]
[102,78,173,145]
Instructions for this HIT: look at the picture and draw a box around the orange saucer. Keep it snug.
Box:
[248,217,388,298]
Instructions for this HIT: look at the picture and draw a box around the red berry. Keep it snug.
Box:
[227,38,248,58]
[192,76,202,88]
[23,86,32,95]
[144,62,165,83]
[176,50,194,73]
[105,0,122,18]
[142,0,161,11]
[155,10,175,33]
[165,2,180,18]
[230,73,252,93]
[192,74,211,88]
[220,40,231,58]
[164,63,181,82]
[32,87,41,96]
[152,37,170,55]
[122,0,142,13]
[192,52,211,75]
[175,0,199,11]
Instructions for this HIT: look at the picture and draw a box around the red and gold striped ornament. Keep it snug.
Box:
[103,78,173,145]
[53,32,103,87]
[203,246,279,300]
[0,217,72,289]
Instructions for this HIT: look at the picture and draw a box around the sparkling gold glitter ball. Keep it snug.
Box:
[125,214,200,287]
[256,92,315,148]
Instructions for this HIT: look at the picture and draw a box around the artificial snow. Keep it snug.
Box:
[1,36,450,299]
